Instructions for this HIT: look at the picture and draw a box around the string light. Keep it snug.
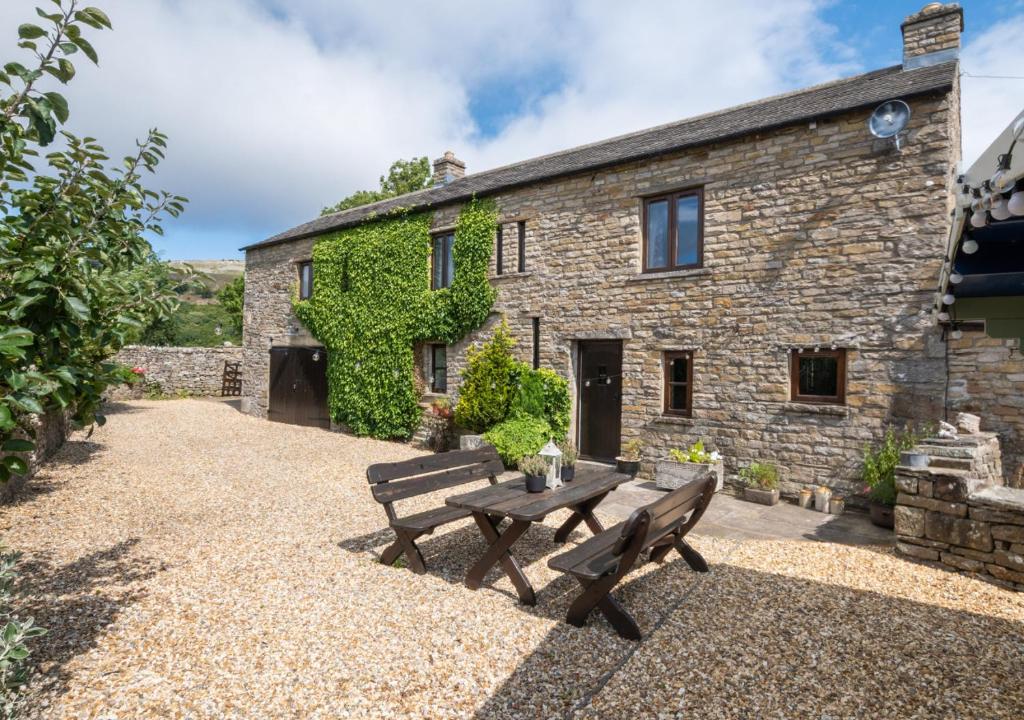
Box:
[949,272,963,284]
[962,238,979,254]
[970,211,988,228]
[942,292,956,305]
[937,311,950,322]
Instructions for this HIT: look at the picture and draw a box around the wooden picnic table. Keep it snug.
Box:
[445,466,630,605]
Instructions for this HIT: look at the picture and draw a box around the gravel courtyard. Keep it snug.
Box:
[4,399,1023,719]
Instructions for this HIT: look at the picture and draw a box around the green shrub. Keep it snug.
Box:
[0,544,46,718]
[483,416,551,468]
[454,322,519,432]
[740,461,779,490]
[620,438,642,462]
[508,365,570,437]
[863,426,926,506]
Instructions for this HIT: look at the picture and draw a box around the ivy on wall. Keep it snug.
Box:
[294,198,497,438]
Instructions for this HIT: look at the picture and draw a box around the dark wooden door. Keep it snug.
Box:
[268,347,330,429]
[577,340,622,462]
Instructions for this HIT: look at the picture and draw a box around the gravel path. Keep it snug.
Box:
[3,399,1022,719]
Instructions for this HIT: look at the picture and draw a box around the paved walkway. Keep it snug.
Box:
[602,478,893,546]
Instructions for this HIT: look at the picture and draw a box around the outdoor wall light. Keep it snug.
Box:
[961,238,979,254]
[942,293,956,305]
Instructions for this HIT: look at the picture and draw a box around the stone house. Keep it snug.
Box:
[242,4,1022,496]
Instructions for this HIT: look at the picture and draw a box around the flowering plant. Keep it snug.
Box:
[669,441,721,464]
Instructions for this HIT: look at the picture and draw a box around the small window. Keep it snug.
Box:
[517,221,526,272]
[496,225,503,276]
[663,351,693,416]
[298,261,313,300]
[790,349,846,404]
[430,344,447,393]
[532,317,540,370]
[643,188,703,272]
[432,233,455,289]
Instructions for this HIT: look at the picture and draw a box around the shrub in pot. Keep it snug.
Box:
[657,441,723,491]
[520,455,548,493]
[559,441,578,482]
[740,461,779,505]
[616,438,642,476]
[861,426,926,528]
[483,415,551,468]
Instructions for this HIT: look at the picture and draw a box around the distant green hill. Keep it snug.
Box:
[169,259,243,302]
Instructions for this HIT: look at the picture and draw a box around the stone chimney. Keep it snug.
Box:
[901,3,963,70]
[432,151,466,186]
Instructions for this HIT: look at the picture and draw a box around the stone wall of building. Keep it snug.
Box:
[240,236,320,418]
[948,332,1024,487]
[111,345,243,398]
[895,430,1024,590]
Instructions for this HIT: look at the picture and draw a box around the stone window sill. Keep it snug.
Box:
[649,415,695,426]
[628,268,711,282]
[489,271,533,281]
[782,402,849,417]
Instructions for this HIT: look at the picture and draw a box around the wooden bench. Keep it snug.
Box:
[366,446,503,574]
[548,469,716,640]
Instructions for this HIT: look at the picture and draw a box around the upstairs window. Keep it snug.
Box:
[432,233,455,289]
[790,349,846,404]
[298,261,313,300]
[495,225,504,275]
[517,221,526,272]
[643,188,703,272]
[663,351,693,416]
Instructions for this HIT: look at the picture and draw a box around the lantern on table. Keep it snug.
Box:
[539,440,563,490]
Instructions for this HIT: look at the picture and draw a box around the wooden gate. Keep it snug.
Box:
[268,347,330,428]
[221,361,242,396]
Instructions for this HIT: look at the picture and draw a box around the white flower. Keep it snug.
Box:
[710,451,721,461]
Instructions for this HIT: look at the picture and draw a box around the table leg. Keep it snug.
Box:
[466,513,536,605]
[553,493,609,543]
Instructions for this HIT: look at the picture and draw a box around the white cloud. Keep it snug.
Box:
[960,14,1024,168]
[0,1,1017,258]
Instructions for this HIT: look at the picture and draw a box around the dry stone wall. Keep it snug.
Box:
[947,333,1024,487]
[112,346,243,397]
[895,430,1024,590]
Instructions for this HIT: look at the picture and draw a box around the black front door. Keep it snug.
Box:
[268,347,330,428]
[577,340,623,462]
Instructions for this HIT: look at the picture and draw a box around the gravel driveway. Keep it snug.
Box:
[3,399,1022,719]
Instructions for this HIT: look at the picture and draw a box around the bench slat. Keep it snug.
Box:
[548,522,624,578]
[392,506,472,533]
[372,459,503,503]
[367,446,501,484]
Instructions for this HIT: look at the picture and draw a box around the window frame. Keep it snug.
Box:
[431,232,455,290]
[641,187,704,273]
[430,344,447,394]
[517,220,526,273]
[298,260,313,300]
[662,351,694,417]
[495,224,503,276]
[790,348,847,405]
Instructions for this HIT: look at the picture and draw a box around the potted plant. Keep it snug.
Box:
[431,397,453,419]
[657,441,724,491]
[814,485,832,513]
[559,441,578,482]
[739,462,779,505]
[520,455,548,493]
[862,426,923,528]
[616,438,642,476]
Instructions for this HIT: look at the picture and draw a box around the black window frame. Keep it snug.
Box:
[662,351,693,417]
[532,317,540,370]
[430,344,447,394]
[431,232,455,290]
[790,349,846,405]
[642,187,704,273]
[298,260,313,300]
[496,224,503,275]
[517,220,526,273]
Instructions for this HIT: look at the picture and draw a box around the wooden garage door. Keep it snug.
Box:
[268,347,330,429]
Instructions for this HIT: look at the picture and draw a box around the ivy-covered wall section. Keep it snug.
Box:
[294,198,497,438]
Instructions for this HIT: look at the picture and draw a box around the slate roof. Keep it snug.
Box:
[243,61,957,251]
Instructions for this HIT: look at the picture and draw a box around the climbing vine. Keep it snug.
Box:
[294,198,497,438]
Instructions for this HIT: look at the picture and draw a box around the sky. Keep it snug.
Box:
[2,0,1022,261]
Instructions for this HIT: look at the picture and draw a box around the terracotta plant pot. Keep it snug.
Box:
[869,500,895,529]
[561,466,575,482]
[525,473,547,493]
[743,487,779,506]
[615,458,640,476]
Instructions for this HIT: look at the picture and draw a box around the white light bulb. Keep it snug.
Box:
[991,169,1013,193]
[991,197,1011,221]
[962,238,979,254]
[1009,190,1024,217]
[970,196,985,213]
[937,311,950,322]
[942,293,956,305]
[949,272,963,284]
[951,329,963,340]
[970,211,988,228]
